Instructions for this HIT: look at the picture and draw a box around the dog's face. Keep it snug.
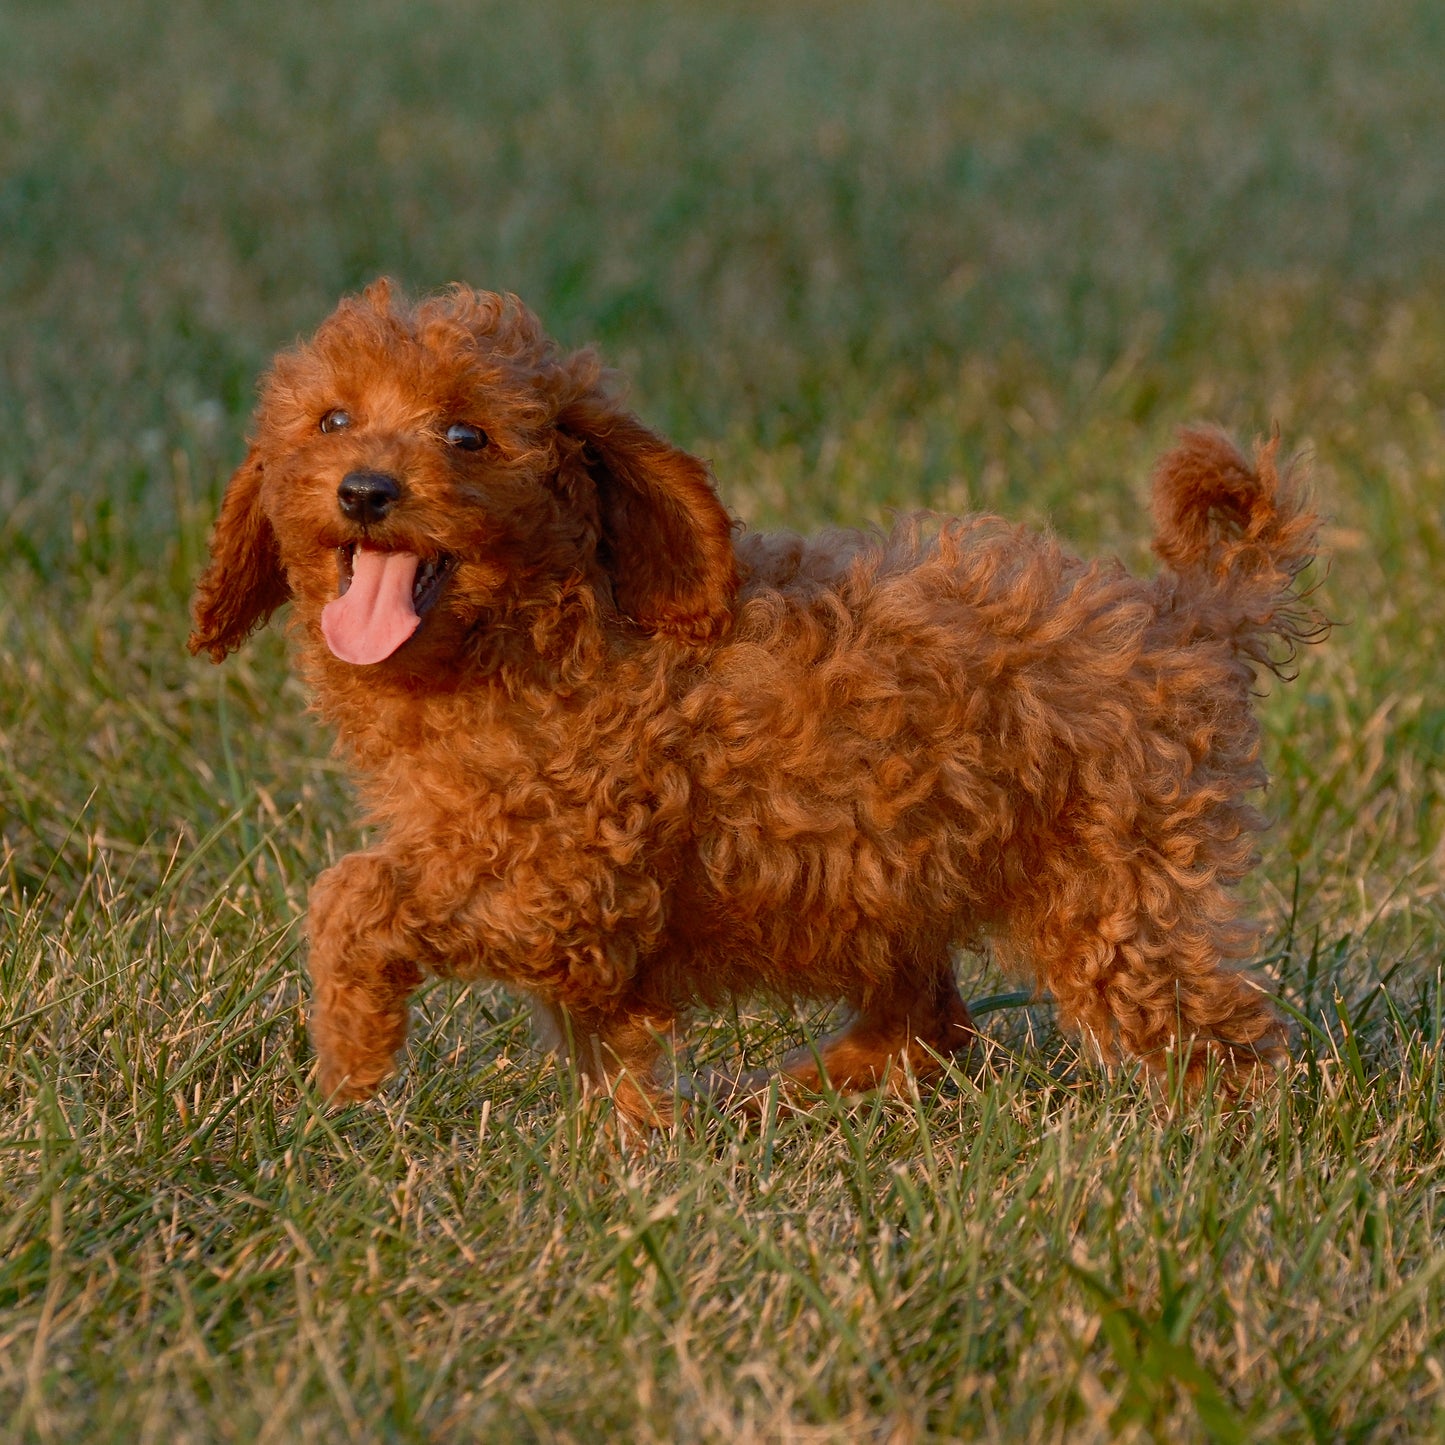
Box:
[189,281,738,673]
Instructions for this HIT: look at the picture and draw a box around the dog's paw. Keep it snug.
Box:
[314,1057,389,1107]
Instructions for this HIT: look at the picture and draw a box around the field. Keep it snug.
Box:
[2,0,1444,1438]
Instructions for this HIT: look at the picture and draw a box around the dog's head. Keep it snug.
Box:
[188,280,738,672]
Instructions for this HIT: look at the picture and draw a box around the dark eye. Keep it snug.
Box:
[319,409,352,434]
[445,422,487,451]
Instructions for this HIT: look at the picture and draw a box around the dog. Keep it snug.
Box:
[189,280,1322,1126]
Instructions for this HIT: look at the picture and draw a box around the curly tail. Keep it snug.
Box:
[1151,426,1328,677]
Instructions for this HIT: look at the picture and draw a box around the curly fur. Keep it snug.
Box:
[190,280,1325,1126]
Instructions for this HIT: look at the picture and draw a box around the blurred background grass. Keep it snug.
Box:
[2,0,1444,1437]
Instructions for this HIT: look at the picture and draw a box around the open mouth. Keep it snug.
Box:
[321,545,455,666]
[335,544,454,613]
[409,553,453,613]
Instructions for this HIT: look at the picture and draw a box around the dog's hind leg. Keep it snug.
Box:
[1107,906,1286,1097]
[1007,860,1286,1097]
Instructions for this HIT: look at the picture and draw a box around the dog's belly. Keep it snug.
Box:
[648,822,993,1005]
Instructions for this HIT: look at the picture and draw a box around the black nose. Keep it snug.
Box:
[337,470,402,524]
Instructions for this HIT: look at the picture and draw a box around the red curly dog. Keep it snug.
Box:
[191,280,1321,1126]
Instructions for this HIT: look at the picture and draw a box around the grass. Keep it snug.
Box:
[2,0,1444,1437]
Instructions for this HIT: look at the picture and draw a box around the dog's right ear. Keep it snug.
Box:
[188,447,291,662]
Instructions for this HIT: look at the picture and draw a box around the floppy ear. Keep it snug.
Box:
[188,447,291,662]
[561,399,738,643]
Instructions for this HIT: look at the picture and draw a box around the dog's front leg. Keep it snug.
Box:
[306,851,424,1103]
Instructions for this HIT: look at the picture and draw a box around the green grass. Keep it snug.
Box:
[3,0,1445,1438]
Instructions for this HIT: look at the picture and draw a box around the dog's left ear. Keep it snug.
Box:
[561,397,738,642]
[188,446,291,662]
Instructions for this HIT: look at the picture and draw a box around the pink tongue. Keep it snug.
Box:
[321,549,421,665]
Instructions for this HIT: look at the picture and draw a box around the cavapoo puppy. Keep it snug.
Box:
[190,280,1321,1126]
